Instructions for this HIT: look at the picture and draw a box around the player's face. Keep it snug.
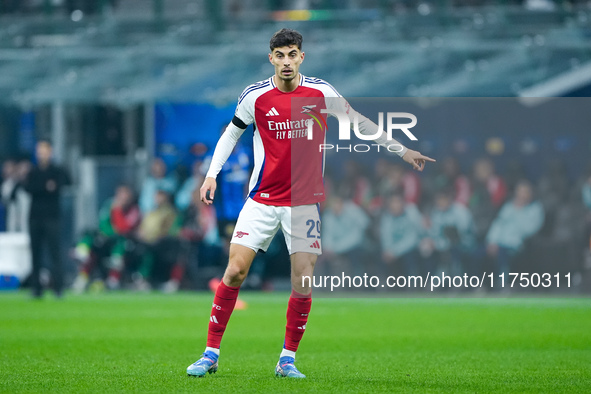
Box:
[269,45,304,82]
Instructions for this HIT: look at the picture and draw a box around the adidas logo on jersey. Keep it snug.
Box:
[266,107,279,116]
[309,240,320,249]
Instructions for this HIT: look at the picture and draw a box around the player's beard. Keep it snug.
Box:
[277,67,298,82]
[278,73,297,82]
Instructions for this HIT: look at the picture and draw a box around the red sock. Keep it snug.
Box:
[284,290,312,352]
[206,280,240,349]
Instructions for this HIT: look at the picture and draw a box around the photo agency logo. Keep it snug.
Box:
[302,104,418,153]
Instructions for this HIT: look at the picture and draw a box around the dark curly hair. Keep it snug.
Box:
[269,28,303,51]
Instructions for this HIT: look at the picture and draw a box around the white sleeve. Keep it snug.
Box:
[205,122,246,179]
[234,84,257,126]
[205,83,257,179]
[355,110,408,157]
[325,96,408,157]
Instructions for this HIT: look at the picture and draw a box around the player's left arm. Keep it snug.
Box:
[321,85,435,171]
[355,113,435,171]
[200,120,247,204]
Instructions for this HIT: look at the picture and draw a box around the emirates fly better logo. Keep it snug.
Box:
[301,102,418,153]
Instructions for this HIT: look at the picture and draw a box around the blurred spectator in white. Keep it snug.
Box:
[322,193,370,276]
[469,157,507,244]
[1,158,32,232]
[380,193,424,276]
[139,158,177,213]
[486,180,545,277]
[424,188,476,276]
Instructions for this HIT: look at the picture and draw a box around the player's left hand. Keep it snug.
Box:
[200,177,217,205]
[402,149,436,171]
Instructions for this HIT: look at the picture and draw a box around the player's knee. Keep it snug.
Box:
[224,261,249,283]
[293,259,316,278]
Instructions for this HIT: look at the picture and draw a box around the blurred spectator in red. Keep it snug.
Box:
[469,157,507,244]
[434,157,471,206]
[472,158,506,208]
[341,160,372,210]
[375,162,421,206]
[72,184,141,292]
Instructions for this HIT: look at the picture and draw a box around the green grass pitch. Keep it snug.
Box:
[1,292,590,393]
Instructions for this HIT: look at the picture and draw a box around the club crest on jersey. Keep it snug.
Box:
[301,105,328,133]
[235,231,249,238]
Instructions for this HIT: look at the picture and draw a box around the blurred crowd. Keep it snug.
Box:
[320,156,591,292]
[2,145,591,293]
[66,141,253,294]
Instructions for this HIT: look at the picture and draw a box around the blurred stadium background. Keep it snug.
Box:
[1,0,591,293]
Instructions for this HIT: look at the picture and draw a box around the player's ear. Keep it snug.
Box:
[300,51,305,62]
[268,53,273,63]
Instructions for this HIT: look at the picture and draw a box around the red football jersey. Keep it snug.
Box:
[234,75,345,207]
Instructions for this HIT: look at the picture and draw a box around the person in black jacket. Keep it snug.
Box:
[24,139,71,298]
